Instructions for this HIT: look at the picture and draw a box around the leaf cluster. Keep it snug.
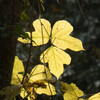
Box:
[0,19,99,100]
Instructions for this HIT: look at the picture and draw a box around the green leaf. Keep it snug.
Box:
[18,71,25,76]
[21,11,28,21]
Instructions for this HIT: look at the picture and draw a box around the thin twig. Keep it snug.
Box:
[21,30,32,84]
[38,0,53,97]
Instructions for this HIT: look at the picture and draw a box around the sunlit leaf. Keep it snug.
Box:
[61,82,84,100]
[88,92,100,100]
[29,64,52,83]
[40,46,71,79]
[18,19,84,51]
[79,99,85,100]
[18,18,84,81]
[18,32,31,44]
[11,56,24,85]
[18,19,51,46]
[0,85,21,100]
[11,62,56,99]
[35,81,56,95]
[20,88,28,98]
[51,20,84,51]
[32,19,51,46]
[21,81,56,99]
[20,88,35,100]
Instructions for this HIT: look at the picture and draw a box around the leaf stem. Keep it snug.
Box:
[21,30,32,84]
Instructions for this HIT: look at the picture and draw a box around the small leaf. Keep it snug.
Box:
[40,46,71,79]
[11,56,24,85]
[29,64,52,83]
[88,92,100,100]
[61,82,84,100]
[35,82,56,95]
[20,88,28,99]
[32,19,51,46]
[21,11,28,21]
[18,71,25,76]
[51,20,84,51]
[20,88,35,100]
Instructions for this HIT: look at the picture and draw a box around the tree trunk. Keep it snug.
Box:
[0,0,24,98]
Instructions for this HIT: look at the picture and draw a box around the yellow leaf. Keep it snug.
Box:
[61,82,84,100]
[29,64,52,83]
[11,56,24,85]
[18,32,31,44]
[51,20,84,51]
[18,19,84,80]
[79,99,85,100]
[70,83,84,97]
[20,88,28,99]
[32,19,51,46]
[12,62,55,99]
[18,19,84,51]
[40,46,71,79]
[20,88,35,100]
[88,92,100,100]
[35,82,56,95]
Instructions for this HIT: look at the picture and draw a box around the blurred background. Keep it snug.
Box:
[16,0,100,99]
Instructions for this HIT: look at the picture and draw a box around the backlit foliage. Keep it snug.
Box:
[19,19,84,79]
[88,92,100,100]
[1,19,98,100]
[61,82,84,100]
[0,57,56,100]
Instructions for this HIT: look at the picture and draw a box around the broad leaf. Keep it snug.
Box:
[35,81,56,95]
[18,19,84,80]
[32,19,51,46]
[51,20,84,51]
[29,64,52,83]
[61,82,84,100]
[11,56,24,85]
[18,19,51,46]
[40,46,71,79]
[88,92,100,100]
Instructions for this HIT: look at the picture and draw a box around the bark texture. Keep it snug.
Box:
[0,0,24,98]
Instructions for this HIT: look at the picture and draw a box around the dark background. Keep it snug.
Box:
[0,0,100,99]
[42,0,100,94]
[19,0,100,94]
[17,0,100,97]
